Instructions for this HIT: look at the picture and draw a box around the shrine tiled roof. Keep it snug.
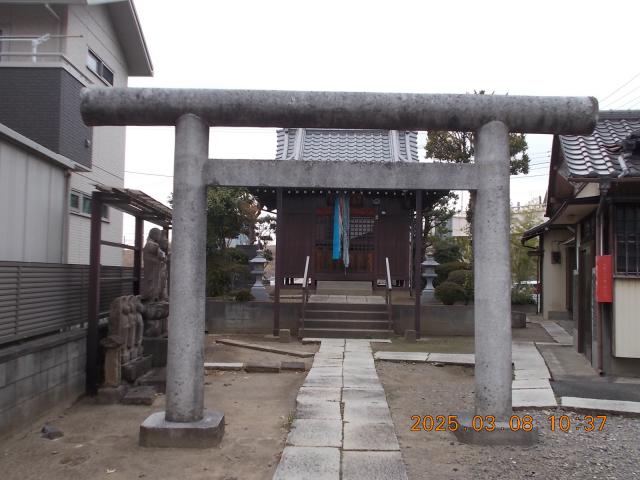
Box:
[276,128,419,162]
[559,110,640,179]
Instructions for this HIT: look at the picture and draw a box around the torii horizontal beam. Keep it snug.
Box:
[205,159,479,190]
[81,88,597,134]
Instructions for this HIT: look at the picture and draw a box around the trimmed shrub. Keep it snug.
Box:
[435,261,471,286]
[511,286,535,305]
[234,290,254,302]
[447,269,474,304]
[434,281,466,305]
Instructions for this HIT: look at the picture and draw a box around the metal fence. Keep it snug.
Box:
[0,261,133,346]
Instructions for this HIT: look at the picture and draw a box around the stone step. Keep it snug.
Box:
[304,318,390,330]
[316,281,373,295]
[306,302,386,312]
[302,327,392,339]
[305,309,388,320]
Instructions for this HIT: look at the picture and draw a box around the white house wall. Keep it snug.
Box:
[0,137,66,263]
[542,229,572,319]
[613,278,640,358]
[63,4,130,266]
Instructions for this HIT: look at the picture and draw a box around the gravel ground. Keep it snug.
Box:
[378,361,640,480]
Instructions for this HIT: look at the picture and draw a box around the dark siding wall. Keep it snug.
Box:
[0,68,92,167]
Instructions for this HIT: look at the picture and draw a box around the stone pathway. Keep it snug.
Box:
[273,339,408,480]
[528,317,573,345]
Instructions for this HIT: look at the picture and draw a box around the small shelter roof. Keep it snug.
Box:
[95,186,171,228]
[276,129,419,162]
[559,110,640,179]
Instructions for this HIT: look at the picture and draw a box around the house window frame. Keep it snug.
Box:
[86,49,114,86]
[614,203,640,277]
[70,190,110,222]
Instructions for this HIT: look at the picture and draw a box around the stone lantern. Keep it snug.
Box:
[249,250,269,301]
[420,246,439,304]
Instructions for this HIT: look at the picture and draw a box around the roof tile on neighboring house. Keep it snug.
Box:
[276,129,419,162]
[559,111,640,179]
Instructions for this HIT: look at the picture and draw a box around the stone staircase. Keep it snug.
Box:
[315,280,373,296]
[302,302,392,339]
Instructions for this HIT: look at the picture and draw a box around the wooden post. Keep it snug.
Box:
[414,190,423,338]
[86,192,103,395]
[133,216,144,295]
[274,188,283,336]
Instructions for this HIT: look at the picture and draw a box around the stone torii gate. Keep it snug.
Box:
[81,89,597,447]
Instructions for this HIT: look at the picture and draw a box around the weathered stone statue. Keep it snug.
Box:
[141,228,166,303]
[158,230,170,302]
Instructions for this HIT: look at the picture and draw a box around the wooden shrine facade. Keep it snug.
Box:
[253,188,416,287]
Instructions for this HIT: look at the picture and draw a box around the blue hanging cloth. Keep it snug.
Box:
[332,196,342,261]
[342,195,350,268]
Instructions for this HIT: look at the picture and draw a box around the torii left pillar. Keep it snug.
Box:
[139,114,225,448]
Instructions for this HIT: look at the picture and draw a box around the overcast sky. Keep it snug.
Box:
[122,0,640,242]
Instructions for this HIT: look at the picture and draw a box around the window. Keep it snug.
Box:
[69,192,80,211]
[87,49,114,86]
[615,205,640,276]
[70,191,109,221]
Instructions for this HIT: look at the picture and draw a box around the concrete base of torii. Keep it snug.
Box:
[139,410,225,449]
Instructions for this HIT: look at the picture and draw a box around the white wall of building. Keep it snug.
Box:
[541,229,572,319]
[0,135,67,263]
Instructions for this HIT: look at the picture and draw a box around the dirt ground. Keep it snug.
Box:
[378,362,640,480]
[0,336,315,480]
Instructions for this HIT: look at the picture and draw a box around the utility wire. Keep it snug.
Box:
[600,71,640,103]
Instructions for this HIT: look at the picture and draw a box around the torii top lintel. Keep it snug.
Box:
[81,88,598,135]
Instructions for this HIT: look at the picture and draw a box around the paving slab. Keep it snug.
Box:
[214,338,314,358]
[512,378,552,390]
[297,387,342,403]
[307,366,343,377]
[514,369,551,380]
[296,400,342,420]
[374,351,429,362]
[343,403,393,424]
[512,388,557,408]
[286,419,342,447]
[303,375,343,388]
[273,446,340,480]
[560,396,640,415]
[343,421,400,451]
[427,353,475,366]
[342,451,407,480]
[342,388,388,405]
[203,362,244,371]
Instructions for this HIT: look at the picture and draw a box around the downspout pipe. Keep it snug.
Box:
[594,182,610,375]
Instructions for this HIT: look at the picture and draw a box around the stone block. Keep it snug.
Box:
[139,410,225,448]
[204,362,244,371]
[122,355,152,382]
[279,329,291,343]
[0,384,17,410]
[15,372,47,404]
[374,351,428,362]
[244,362,280,373]
[47,364,68,389]
[15,353,38,381]
[303,375,342,388]
[342,451,407,480]
[286,418,342,447]
[0,363,6,388]
[137,368,167,394]
[143,336,168,367]
[96,385,127,404]
[453,416,539,445]
[40,345,67,371]
[404,329,417,343]
[427,353,475,366]
[343,403,393,424]
[512,379,551,390]
[281,361,306,372]
[342,388,387,405]
[67,340,86,360]
[122,386,157,405]
[273,446,340,480]
[343,421,399,450]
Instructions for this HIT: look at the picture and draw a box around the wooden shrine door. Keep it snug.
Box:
[313,207,376,280]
